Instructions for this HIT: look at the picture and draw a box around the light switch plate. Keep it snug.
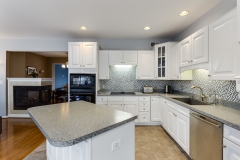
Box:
[112,139,121,151]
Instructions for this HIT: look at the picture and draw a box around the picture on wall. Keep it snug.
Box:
[27,66,37,75]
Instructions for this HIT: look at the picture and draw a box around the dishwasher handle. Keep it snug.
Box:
[190,113,222,128]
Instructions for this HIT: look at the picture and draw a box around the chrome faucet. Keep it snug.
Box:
[191,86,206,101]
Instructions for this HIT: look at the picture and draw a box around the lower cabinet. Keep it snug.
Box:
[223,124,240,160]
[150,97,163,122]
[124,102,139,122]
[166,101,190,155]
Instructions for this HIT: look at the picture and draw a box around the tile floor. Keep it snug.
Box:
[135,126,189,160]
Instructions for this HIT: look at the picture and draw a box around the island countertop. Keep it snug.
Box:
[27,101,137,147]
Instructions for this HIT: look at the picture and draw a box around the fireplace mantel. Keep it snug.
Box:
[7,78,53,117]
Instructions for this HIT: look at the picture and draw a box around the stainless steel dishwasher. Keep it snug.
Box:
[190,111,223,160]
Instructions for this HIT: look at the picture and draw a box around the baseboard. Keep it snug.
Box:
[135,122,161,126]
[7,114,30,118]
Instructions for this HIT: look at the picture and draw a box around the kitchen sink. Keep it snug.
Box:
[172,98,209,105]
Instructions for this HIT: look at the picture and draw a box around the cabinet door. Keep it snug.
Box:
[176,113,189,155]
[163,100,168,130]
[238,0,240,43]
[124,102,138,122]
[236,0,240,78]
[167,106,176,139]
[223,138,240,160]
[209,9,237,80]
[150,97,162,122]
[191,26,209,65]
[179,36,192,67]
[99,51,109,79]
[138,112,150,122]
[108,102,123,111]
[136,51,154,79]
[171,44,180,80]
[82,42,97,68]
[68,42,82,68]
[109,51,123,65]
[123,51,137,65]
[155,44,168,79]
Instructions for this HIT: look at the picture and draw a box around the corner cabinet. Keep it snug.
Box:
[154,42,176,79]
[99,51,109,79]
[209,9,237,80]
[68,42,98,69]
[136,51,154,79]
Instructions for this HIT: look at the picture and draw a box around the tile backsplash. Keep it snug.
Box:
[100,67,239,103]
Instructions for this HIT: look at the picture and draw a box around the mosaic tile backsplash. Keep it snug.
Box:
[100,67,239,103]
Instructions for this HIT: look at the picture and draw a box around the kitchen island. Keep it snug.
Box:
[27,101,137,160]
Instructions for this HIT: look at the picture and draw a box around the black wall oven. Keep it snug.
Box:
[70,74,96,103]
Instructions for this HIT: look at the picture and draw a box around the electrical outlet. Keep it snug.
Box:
[112,139,121,151]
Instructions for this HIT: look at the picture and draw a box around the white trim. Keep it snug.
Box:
[135,122,161,126]
[7,114,30,118]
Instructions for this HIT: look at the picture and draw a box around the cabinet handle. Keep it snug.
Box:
[83,65,85,67]
[80,65,81,67]
[138,77,140,78]
[222,145,227,148]
[156,77,157,78]
[208,75,211,77]
[188,61,191,63]
[101,98,103,100]
[124,104,125,105]
[191,60,193,62]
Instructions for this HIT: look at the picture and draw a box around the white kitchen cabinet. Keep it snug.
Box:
[107,102,124,111]
[162,99,168,130]
[96,102,108,107]
[165,101,190,155]
[235,0,240,78]
[167,106,177,138]
[179,36,192,67]
[154,42,177,79]
[179,26,208,67]
[150,97,162,122]
[175,111,189,155]
[171,44,193,80]
[223,138,240,160]
[238,0,240,43]
[209,9,237,80]
[123,51,137,65]
[191,26,209,65]
[109,51,123,65]
[136,51,154,79]
[109,51,137,65]
[124,102,139,122]
[138,112,150,122]
[99,51,109,79]
[68,42,98,69]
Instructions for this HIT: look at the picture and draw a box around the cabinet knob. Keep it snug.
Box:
[80,65,81,67]
[188,61,191,63]
[138,77,140,78]
[222,145,227,148]
[124,62,125,63]
[156,77,157,78]
[208,75,211,77]
[191,60,193,62]
[83,65,85,67]
[106,76,108,78]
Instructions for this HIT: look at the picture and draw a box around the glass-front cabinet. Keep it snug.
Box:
[154,42,177,80]
[155,43,168,79]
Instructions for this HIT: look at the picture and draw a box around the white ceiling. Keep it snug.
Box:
[33,52,67,57]
[0,0,222,39]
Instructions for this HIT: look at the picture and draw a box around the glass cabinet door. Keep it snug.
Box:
[157,45,166,78]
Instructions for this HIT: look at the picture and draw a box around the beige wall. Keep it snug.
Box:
[7,52,68,78]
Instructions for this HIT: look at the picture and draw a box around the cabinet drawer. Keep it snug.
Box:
[139,107,150,112]
[139,97,150,102]
[108,97,123,102]
[97,96,108,102]
[139,102,150,107]
[176,104,189,118]
[96,102,108,107]
[123,96,138,102]
[224,125,240,146]
[138,112,150,122]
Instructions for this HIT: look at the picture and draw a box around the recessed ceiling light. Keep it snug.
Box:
[144,26,150,30]
[81,26,87,30]
[179,11,189,16]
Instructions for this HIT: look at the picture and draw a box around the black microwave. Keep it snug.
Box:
[70,74,96,90]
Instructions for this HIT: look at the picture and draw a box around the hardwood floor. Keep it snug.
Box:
[0,119,188,160]
[0,118,45,160]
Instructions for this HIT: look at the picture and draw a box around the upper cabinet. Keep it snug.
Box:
[68,42,98,69]
[136,51,154,79]
[99,51,109,79]
[171,44,192,80]
[179,27,208,67]
[236,1,240,78]
[109,51,137,65]
[154,42,176,80]
[209,9,237,80]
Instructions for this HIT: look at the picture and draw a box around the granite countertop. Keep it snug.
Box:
[27,101,137,147]
[97,91,240,131]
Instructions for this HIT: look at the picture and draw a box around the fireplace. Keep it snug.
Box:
[13,85,51,110]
